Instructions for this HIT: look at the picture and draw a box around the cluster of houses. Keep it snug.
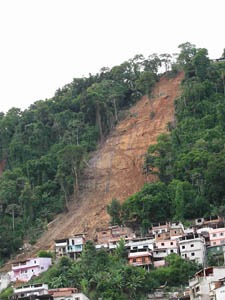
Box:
[10,284,89,300]
[55,216,225,270]
[2,216,225,300]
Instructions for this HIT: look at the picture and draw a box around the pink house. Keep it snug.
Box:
[155,239,178,254]
[209,228,225,246]
[12,257,52,282]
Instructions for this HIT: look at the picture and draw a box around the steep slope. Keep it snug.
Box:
[6,73,183,264]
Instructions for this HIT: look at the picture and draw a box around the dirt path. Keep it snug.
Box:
[1,73,183,270]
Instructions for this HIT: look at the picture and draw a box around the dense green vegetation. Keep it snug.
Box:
[0,43,224,298]
[0,53,163,262]
[112,43,225,231]
[30,241,200,300]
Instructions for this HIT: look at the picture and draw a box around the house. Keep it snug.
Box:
[128,248,153,269]
[151,222,170,235]
[55,238,68,259]
[13,284,49,298]
[189,267,225,300]
[153,222,184,241]
[211,278,225,300]
[155,239,179,255]
[96,227,112,244]
[67,234,86,260]
[126,237,155,252]
[195,216,224,230]
[111,225,135,239]
[155,231,170,241]
[204,216,224,227]
[95,243,109,250]
[209,227,225,247]
[153,248,168,268]
[169,221,184,239]
[178,233,206,265]
[10,295,53,300]
[96,225,135,245]
[49,288,89,300]
[12,258,52,282]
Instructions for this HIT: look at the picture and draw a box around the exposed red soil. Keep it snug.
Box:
[1,72,184,271]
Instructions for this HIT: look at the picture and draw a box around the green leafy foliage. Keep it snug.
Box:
[123,44,225,226]
[0,53,161,261]
[32,244,199,299]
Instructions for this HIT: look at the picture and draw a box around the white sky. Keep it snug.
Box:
[0,0,224,113]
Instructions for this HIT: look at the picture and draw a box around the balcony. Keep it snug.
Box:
[67,245,82,253]
[128,249,152,258]
[12,261,39,271]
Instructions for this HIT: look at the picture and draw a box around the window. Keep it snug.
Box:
[213,242,216,245]
[191,252,195,256]
[213,234,217,237]
[158,234,161,237]
[196,286,200,292]
[185,254,187,258]
[221,240,225,244]
[171,250,174,253]
[142,257,145,263]
[182,245,185,249]
[133,258,136,263]
[41,267,44,270]
[34,260,36,264]
[170,242,173,245]
[220,233,224,236]
[75,298,80,300]
[174,231,177,234]
[72,240,74,245]
[191,244,194,247]
[161,243,165,246]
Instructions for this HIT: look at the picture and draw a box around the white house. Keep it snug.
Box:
[126,237,155,251]
[189,267,225,300]
[13,283,49,298]
[179,233,206,265]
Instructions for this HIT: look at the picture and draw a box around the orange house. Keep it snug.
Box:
[128,249,153,267]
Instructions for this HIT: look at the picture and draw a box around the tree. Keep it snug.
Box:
[107,198,122,225]
[57,144,85,207]
[192,48,210,81]
[177,42,196,65]
[135,71,156,99]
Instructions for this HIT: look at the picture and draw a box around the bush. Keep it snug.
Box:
[38,250,53,258]
[0,287,13,299]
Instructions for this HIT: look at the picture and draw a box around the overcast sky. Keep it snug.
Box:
[0,0,224,113]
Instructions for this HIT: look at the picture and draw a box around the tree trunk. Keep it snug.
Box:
[60,181,69,211]
[74,168,79,197]
[96,103,103,143]
[113,98,118,122]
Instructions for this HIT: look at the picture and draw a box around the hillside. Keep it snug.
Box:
[12,72,183,260]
